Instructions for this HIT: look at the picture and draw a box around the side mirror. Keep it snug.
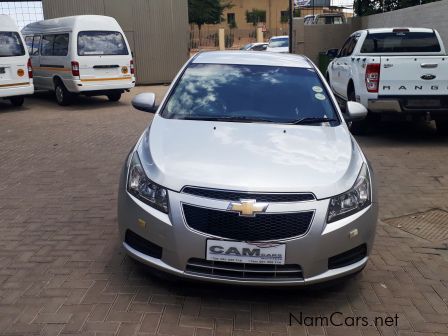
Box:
[326,48,339,58]
[132,93,157,113]
[345,101,368,121]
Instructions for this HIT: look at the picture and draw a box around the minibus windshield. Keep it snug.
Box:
[78,31,128,56]
[0,32,25,57]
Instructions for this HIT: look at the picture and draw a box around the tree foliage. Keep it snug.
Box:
[188,0,232,30]
[354,0,440,16]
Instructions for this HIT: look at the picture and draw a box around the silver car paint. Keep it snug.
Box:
[118,51,378,285]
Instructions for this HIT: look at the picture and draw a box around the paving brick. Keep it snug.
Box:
[1,89,447,336]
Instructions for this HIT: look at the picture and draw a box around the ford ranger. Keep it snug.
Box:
[326,28,448,134]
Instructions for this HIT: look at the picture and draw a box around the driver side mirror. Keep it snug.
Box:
[326,48,339,58]
[345,101,368,121]
[132,92,157,113]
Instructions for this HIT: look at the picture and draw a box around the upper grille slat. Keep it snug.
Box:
[182,187,315,203]
[183,204,313,241]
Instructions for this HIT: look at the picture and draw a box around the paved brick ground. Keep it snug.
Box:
[0,87,447,336]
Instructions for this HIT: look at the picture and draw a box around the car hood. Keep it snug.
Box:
[137,115,364,199]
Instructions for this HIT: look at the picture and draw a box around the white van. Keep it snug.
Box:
[0,15,34,106]
[22,15,135,106]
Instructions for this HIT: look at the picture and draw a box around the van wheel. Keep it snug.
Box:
[435,119,448,136]
[107,92,122,102]
[10,96,24,107]
[55,81,73,106]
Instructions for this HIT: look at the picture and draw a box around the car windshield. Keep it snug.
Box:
[269,38,289,48]
[0,32,25,57]
[361,32,441,53]
[162,63,339,125]
[77,31,128,56]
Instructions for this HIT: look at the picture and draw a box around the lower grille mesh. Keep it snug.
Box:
[186,258,303,281]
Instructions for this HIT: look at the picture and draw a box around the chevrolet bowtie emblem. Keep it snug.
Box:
[228,199,269,217]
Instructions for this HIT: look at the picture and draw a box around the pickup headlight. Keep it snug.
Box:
[327,164,371,223]
[127,152,169,214]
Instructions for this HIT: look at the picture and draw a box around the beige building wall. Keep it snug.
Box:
[42,0,189,84]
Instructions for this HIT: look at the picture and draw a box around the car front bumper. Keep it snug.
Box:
[117,168,378,286]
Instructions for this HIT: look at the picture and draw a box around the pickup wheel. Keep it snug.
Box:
[435,119,448,136]
[347,89,369,135]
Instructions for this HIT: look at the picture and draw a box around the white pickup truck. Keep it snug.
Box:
[326,28,448,134]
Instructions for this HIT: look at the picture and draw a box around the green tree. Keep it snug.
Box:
[245,9,267,26]
[188,0,232,43]
[354,0,440,16]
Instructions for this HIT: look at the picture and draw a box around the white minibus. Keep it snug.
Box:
[0,15,34,106]
[22,15,135,106]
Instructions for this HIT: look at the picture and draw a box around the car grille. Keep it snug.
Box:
[186,258,303,281]
[182,187,315,203]
[182,204,314,241]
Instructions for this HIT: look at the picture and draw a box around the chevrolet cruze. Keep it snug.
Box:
[118,51,378,285]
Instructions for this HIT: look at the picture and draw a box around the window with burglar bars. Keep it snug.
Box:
[0,1,43,29]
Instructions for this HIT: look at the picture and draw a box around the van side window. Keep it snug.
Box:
[32,35,41,56]
[53,34,69,56]
[41,34,69,56]
[25,36,33,53]
[41,35,54,56]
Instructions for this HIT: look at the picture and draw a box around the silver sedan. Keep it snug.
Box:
[118,51,378,286]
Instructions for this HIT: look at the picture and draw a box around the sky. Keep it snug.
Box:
[0,1,43,28]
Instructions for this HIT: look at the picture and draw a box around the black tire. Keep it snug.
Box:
[54,81,73,106]
[346,88,377,136]
[435,119,448,136]
[10,96,24,107]
[107,92,122,102]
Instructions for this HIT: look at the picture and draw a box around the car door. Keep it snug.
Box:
[338,35,359,100]
[330,37,351,97]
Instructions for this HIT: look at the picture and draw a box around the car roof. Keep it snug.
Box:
[365,27,434,34]
[316,13,344,17]
[192,51,312,68]
[270,35,289,39]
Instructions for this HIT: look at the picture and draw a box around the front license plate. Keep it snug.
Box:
[206,240,285,265]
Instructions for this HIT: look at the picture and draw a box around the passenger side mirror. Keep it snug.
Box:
[132,93,157,113]
[345,101,368,121]
[326,48,339,58]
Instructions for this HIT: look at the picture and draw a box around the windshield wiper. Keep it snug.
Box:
[290,117,339,125]
[179,116,276,123]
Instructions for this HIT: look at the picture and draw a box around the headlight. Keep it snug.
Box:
[327,163,371,223]
[127,152,169,214]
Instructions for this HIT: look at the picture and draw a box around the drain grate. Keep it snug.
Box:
[385,209,448,242]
